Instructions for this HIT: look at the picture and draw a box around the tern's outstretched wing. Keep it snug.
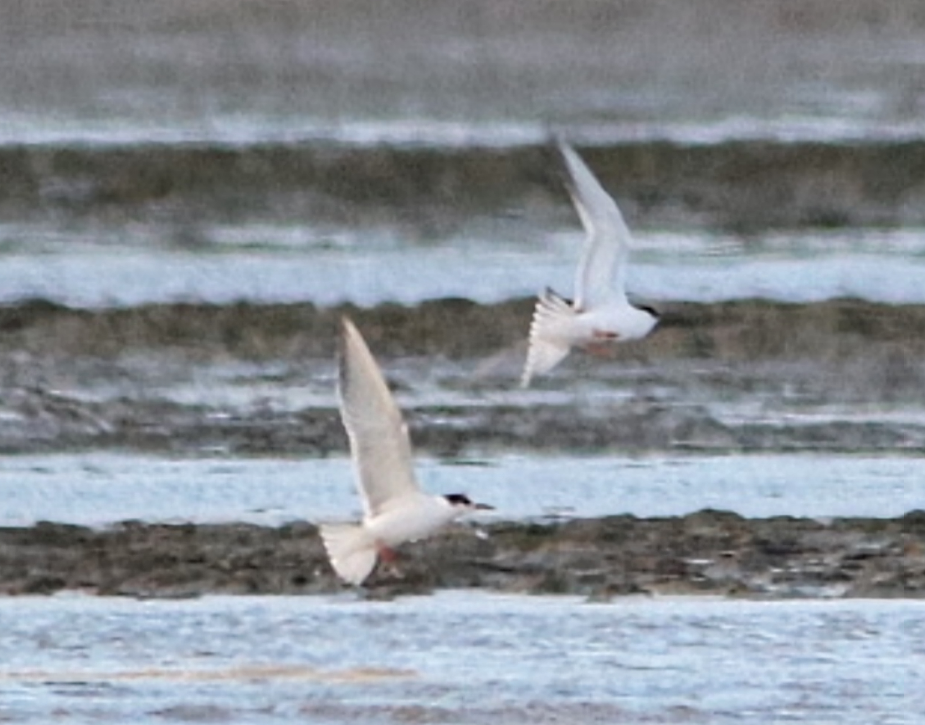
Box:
[558,140,633,311]
[338,318,420,517]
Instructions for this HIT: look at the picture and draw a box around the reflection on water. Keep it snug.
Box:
[1,592,923,724]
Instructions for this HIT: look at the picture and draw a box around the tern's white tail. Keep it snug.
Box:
[320,523,378,585]
[521,289,578,387]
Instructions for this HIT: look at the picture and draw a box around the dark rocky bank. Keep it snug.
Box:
[3,511,925,600]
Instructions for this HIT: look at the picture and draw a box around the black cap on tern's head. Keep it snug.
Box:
[637,304,661,320]
[444,493,494,510]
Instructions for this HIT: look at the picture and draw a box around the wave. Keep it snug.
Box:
[5,115,925,150]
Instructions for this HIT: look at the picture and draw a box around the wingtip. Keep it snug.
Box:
[548,137,583,203]
[555,138,582,171]
[542,125,570,150]
[338,313,352,348]
[553,133,572,155]
[336,316,398,419]
[545,133,575,168]
[340,316,369,360]
[340,315,358,339]
[338,316,363,398]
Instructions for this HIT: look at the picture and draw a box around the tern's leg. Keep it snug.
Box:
[582,330,619,357]
[376,542,405,579]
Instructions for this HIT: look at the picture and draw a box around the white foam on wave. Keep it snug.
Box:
[2,113,925,149]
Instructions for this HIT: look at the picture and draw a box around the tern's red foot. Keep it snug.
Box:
[376,544,405,579]
[583,330,619,357]
[376,543,399,563]
[373,543,405,579]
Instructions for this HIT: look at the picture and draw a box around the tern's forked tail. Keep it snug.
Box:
[521,288,577,387]
[320,523,378,586]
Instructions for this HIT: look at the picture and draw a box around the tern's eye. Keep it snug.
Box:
[445,493,472,506]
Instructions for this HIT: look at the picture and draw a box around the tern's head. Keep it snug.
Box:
[637,304,660,321]
[443,493,494,512]
[630,303,661,339]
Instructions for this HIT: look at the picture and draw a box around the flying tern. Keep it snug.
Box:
[321,318,493,586]
[522,140,659,387]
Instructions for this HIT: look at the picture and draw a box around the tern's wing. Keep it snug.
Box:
[338,318,420,517]
[558,140,632,311]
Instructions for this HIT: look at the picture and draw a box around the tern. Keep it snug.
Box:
[320,318,493,586]
[521,140,659,387]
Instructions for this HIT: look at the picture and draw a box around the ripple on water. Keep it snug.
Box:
[0,594,924,724]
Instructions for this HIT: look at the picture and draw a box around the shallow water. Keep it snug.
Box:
[2,452,923,528]
[2,229,925,308]
[1,592,923,724]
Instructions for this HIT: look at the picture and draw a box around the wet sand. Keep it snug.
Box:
[2,510,924,599]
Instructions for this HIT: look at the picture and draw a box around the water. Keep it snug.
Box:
[1,452,923,528]
[2,229,925,309]
[1,592,923,723]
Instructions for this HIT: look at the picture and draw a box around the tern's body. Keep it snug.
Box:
[321,319,491,586]
[363,491,466,548]
[522,140,659,386]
